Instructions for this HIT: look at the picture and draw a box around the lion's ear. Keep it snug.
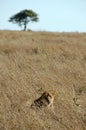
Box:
[49,90,56,96]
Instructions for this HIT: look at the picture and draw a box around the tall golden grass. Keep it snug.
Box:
[0,30,86,130]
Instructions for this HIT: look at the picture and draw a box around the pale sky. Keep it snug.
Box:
[0,0,86,32]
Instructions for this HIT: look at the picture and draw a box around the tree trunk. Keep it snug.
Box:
[24,21,27,31]
[24,23,27,31]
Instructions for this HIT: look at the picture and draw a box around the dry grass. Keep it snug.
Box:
[0,30,86,130]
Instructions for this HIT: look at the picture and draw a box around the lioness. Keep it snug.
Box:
[31,91,55,109]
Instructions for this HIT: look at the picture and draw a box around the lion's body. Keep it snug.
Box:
[31,91,55,109]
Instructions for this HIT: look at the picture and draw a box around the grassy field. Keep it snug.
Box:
[0,30,86,130]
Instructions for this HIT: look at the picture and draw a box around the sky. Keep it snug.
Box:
[0,0,86,32]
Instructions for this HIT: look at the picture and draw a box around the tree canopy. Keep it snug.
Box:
[9,9,39,31]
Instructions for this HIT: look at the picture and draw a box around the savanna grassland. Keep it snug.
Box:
[0,30,86,130]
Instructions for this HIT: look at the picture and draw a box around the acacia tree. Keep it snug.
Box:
[8,9,39,31]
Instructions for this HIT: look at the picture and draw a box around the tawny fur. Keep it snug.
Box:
[31,91,55,109]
